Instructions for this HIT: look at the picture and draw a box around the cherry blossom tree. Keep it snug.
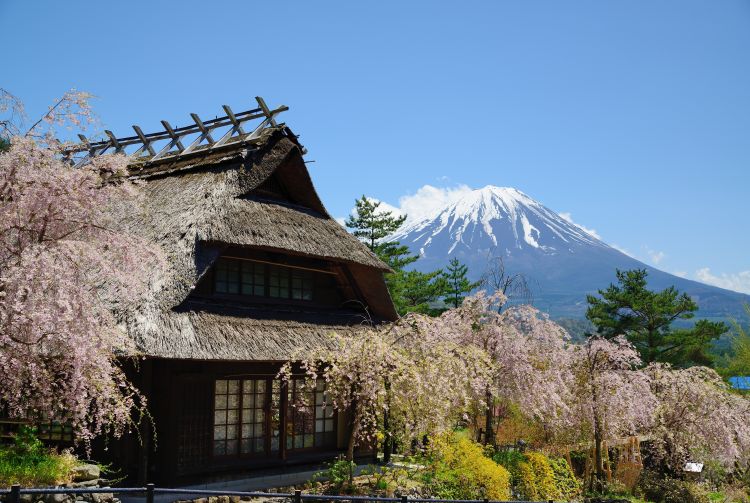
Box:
[1,87,96,142]
[280,320,492,468]
[568,336,655,490]
[434,291,575,445]
[646,364,750,473]
[0,91,162,449]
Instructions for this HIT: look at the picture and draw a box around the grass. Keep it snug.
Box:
[0,427,77,487]
[0,449,77,486]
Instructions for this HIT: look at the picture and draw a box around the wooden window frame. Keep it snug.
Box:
[213,258,318,304]
[211,376,336,461]
[285,378,337,452]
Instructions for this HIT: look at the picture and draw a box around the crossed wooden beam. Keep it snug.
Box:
[65,97,288,168]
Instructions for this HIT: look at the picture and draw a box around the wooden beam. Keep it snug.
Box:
[255,96,277,127]
[132,125,156,157]
[160,120,185,151]
[222,105,246,135]
[190,113,215,144]
[105,130,124,153]
[149,121,185,163]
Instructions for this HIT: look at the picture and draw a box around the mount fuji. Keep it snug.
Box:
[389,185,750,321]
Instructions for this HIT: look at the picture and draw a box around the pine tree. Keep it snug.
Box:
[725,305,750,377]
[586,268,727,366]
[345,195,445,316]
[441,257,481,308]
[388,269,447,315]
[345,196,406,250]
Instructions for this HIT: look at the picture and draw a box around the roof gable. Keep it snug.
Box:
[115,126,397,360]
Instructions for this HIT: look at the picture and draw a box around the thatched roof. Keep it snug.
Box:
[116,126,396,361]
[131,300,371,361]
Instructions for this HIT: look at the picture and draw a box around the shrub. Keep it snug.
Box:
[425,433,511,500]
[494,449,580,501]
[491,449,525,474]
[360,464,412,495]
[312,458,357,494]
[516,451,558,501]
[636,471,710,503]
[0,427,77,486]
[549,456,582,501]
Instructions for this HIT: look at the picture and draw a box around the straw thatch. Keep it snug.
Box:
[132,301,372,361]
[116,127,396,361]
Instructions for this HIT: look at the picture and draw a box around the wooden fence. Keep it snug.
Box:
[1,485,556,503]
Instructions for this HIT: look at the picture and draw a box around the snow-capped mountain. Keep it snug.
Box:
[391,186,605,257]
[391,185,750,321]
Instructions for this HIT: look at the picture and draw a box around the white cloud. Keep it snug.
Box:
[695,268,750,294]
[558,212,602,240]
[396,184,473,223]
[369,198,403,217]
[647,249,666,265]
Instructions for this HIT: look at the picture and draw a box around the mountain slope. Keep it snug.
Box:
[390,186,750,321]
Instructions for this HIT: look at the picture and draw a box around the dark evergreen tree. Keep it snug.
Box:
[586,268,727,366]
[345,196,406,250]
[441,257,481,308]
[388,269,447,315]
[345,195,445,316]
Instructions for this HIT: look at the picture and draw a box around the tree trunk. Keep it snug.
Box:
[346,401,360,484]
[383,377,393,465]
[594,430,605,485]
[383,379,392,464]
[484,388,494,446]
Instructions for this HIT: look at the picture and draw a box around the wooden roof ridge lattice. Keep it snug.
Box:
[63,97,289,168]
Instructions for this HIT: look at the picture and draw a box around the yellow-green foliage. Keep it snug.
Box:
[502,451,580,502]
[517,452,558,501]
[0,428,77,486]
[549,457,581,501]
[426,433,511,500]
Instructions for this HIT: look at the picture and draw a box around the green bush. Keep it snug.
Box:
[424,433,511,500]
[0,426,77,486]
[636,471,710,503]
[312,458,357,494]
[493,449,580,501]
[516,451,558,500]
[491,449,525,474]
[549,456,582,501]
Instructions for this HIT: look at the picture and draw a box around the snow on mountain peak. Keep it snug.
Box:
[390,185,607,257]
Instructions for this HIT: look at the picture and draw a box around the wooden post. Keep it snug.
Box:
[280,380,288,461]
[137,359,153,485]
[400,495,407,503]
[294,490,302,503]
[9,485,20,503]
[146,483,155,503]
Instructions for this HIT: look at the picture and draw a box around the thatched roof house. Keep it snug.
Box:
[76,100,396,484]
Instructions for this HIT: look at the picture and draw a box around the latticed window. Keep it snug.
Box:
[214,260,241,294]
[213,377,335,458]
[213,379,268,457]
[241,261,266,296]
[291,269,314,301]
[286,378,336,450]
[287,378,314,449]
[213,258,315,302]
[240,380,266,454]
[314,380,335,446]
[269,267,290,299]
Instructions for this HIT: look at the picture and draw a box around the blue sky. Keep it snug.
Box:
[2,1,750,292]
